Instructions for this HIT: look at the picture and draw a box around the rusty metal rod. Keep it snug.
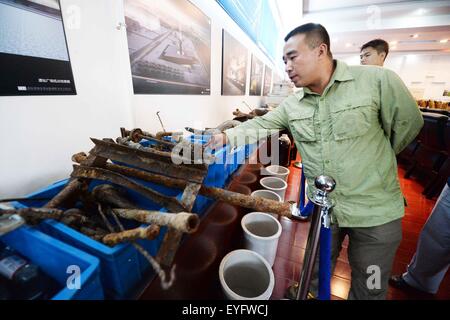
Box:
[71,165,186,213]
[72,154,293,218]
[112,209,199,234]
[89,138,208,183]
[0,207,87,228]
[92,184,138,209]
[44,179,86,209]
[101,224,160,246]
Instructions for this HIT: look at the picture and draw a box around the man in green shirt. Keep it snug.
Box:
[206,23,423,299]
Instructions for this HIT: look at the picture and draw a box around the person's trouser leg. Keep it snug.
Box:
[347,218,402,300]
[309,223,346,297]
[403,184,450,294]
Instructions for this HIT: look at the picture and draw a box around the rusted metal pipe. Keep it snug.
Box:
[102,224,160,246]
[112,209,199,234]
[92,184,138,209]
[71,154,293,218]
[0,207,88,228]
[71,165,187,213]
[89,138,209,182]
[43,179,87,209]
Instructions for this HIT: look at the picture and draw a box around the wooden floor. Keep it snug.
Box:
[270,158,450,300]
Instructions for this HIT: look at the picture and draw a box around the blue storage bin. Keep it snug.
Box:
[1,225,103,300]
[14,178,184,299]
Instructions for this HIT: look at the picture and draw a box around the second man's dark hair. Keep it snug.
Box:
[361,39,389,60]
[284,23,332,58]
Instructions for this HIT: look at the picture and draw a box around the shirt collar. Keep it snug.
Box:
[294,60,354,101]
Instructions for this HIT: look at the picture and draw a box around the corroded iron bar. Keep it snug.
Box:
[102,224,160,246]
[201,188,293,218]
[1,207,88,227]
[43,179,86,209]
[89,138,208,183]
[71,165,186,213]
[112,209,199,234]
[92,184,138,209]
[156,182,201,267]
[71,154,292,218]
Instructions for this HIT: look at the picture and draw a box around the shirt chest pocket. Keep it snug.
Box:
[331,98,376,141]
[288,108,316,142]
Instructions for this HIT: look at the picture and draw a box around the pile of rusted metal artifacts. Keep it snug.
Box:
[1,127,297,299]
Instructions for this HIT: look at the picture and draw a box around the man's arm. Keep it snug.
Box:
[379,69,424,154]
[223,103,289,148]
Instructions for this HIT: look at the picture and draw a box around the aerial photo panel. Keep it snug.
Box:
[124,0,211,95]
[0,0,76,96]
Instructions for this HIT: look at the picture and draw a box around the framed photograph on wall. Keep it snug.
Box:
[124,0,211,95]
[249,54,263,96]
[221,29,248,96]
[0,0,76,96]
[263,65,272,96]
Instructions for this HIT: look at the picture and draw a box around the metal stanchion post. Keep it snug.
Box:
[286,175,336,300]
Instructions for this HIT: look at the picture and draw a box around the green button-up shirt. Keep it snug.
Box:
[225,60,424,227]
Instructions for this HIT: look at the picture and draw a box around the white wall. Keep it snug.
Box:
[337,52,450,100]
[0,0,280,198]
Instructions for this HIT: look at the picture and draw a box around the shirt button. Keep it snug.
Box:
[325,160,330,164]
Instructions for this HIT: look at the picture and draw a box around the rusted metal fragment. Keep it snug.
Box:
[155,131,183,141]
[92,184,138,209]
[102,224,160,246]
[60,208,90,228]
[77,151,108,168]
[1,207,89,228]
[72,152,88,164]
[157,230,182,267]
[45,151,108,209]
[89,138,207,183]
[180,183,202,212]
[156,181,201,267]
[43,179,87,209]
[80,226,109,239]
[112,209,199,234]
[71,155,292,217]
[71,165,187,213]
[0,208,64,224]
[201,188,292,218]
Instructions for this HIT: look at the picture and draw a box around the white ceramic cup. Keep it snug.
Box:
[241,212,282,267]
[219,249,275,300]
[264,165,290,181]
[251,189,282,202]
[259,176,287,201]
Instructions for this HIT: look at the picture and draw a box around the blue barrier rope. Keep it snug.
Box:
[297,169,331,300]
[299,170,314,216]
[318,225,331,300]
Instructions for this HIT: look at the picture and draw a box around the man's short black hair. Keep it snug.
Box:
[361,39,389,60]
[284,23,332,58]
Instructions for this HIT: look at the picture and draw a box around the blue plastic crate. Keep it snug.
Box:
[14,178,183,299]
[1,225,103,300]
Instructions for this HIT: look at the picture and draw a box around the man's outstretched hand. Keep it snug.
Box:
[205,133,228,151]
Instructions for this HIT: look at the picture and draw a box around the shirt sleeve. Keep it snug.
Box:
[224,103,289,148]
[379,68,424,154]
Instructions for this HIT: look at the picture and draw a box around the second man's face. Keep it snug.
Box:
[360,47,385,66]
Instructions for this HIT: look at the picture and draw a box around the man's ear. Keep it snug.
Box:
[318,43,328,58]
[380,51,387,61]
